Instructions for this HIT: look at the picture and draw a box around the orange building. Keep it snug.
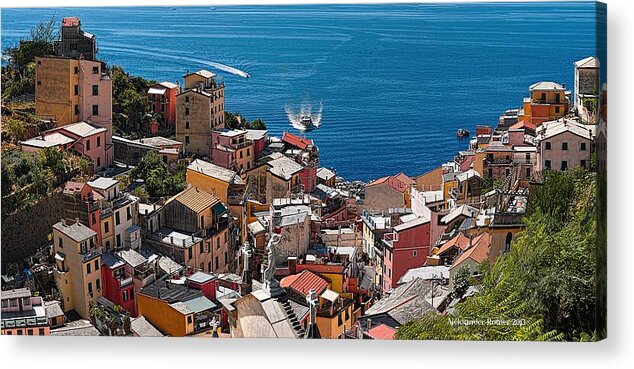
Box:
[518,81,569,126]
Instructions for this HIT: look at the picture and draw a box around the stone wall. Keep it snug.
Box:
[1,191,65,268]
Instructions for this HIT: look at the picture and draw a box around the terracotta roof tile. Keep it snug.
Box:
[280,270,329,297]
[436,233,471,255]
[367,324,396,340]
[282,132,313,150]
[367,174,410,193]
[450,232,491,269]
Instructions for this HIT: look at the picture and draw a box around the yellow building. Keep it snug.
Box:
[52,219,103,319]
[35,56,113,134]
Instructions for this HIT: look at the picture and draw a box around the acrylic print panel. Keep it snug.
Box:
[0,1,606,341]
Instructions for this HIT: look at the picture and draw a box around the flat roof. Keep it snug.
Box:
[188,159,242,184]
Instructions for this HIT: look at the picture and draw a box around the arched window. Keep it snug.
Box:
[504,232,513,253]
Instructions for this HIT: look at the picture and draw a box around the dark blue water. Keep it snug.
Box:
[1,3,599,181]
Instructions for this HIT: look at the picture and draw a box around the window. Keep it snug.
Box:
[160,104,165,113]
[123,290,129,302]
[38,328,45,336]
[86,263,91,274]
[185,136,190,144]
[94,260,99,271]
[505,168,510,177]
[59,237,63,248]
[188,247,193,260]
[185,121,190,129]
[240,151,243,159]
[74,66,79,74]
[185,107,190,115]
[504,232,513,253]
[225,251,228,264]
[96,278,101,291]
[545,142,551,150]
[185,96,189,103]
[74,85,79,96]
[28,329,34,336]
[247,148,250,156]
[540,92,546,101]
[413,250,417,257]
[92,104,99,116]
[216,256,219,269]
[91,213,96,225]
[200,243,204,254]
[104,221,110,233]
[187,316,193,324]
[92,85,99,96]
[561,161,568,171]
[555,106,560,114]
[37,80,42,85]
[216,238,220,249]
[562,142,568,151]
[86,139,91,151]
[88,282,93,294]
[580,142,587,151]
[17,330,23,335]
[97,136,101,147]
[105,240,110,250]
[545,160,551,170]
[526,167,531,178]
[92,66,99,74]
[116,234,121,248]
[581,160,587,169]
[115,211,121,225]
[127,207,132,221]
[74,105,80,115]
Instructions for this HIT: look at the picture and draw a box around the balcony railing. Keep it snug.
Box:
[485,158,512,165]
[82,248,102,262]
[118,276,133,288]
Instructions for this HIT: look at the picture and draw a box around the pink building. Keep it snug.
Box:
[246,129,268,159]
[79,59,112,149]
[382,217,431,292]
[22,121,109,171]
[59,122,109,171]
[210,129,255,172]
[536,118,592,172]
[1,288,51,336]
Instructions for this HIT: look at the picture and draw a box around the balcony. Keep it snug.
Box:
[484,158,512,166]
[82,248,102,262]
[118,276,133,288]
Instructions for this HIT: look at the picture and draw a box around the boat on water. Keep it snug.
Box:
[298,115,316,131]
[457,129,470,138]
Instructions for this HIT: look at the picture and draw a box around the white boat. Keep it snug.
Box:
[298,115,316,131]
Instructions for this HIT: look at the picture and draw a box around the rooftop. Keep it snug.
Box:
[20,132,75,148]
[282,131,313,150]
[267,156,304,180]
[246,129,268,141]
[186,69,216,79]
[136,136,182,147]
[316,167,336,181]
[363,278,435,326]
[1,288,31,300]
[59,121,107,138]
[280,269,330,297]
[151,228,202,249]
[165,186,219,214]
[187,271,216,284]
[139,279,202,304]
[116,249,147,268]
[393,216,430,232]
[529,81,565,91]
[188,159,242,184]
[536,118,592,141]
[130,316,164,337]
[450,232,492,270]
[53,220,96,242]
[574,56,599,69]
[87,177,119,190]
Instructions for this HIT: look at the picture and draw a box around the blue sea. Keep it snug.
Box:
[1,2,601,181]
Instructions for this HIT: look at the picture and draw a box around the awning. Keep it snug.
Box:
[55,252,66,262]
[148,87,166,95]
[321,289,339,303]
[212,202,228,216]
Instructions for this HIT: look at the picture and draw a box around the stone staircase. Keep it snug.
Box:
[279,297,305,338]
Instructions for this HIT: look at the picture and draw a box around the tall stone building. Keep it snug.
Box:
[175,70,225,156]
[55,17,97,61]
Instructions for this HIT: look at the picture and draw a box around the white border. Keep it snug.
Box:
[1,0,632,368]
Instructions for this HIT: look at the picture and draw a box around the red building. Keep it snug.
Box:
[62,181,104,245]
[382,217,431,292]
[186,271,217,301]
[101,253,136,316]
[148,82,179,128]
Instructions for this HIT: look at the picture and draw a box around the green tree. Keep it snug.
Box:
[452,266,471,299]
[4,119,28,143]
[251,118,267,130]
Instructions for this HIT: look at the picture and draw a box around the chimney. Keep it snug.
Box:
[288,257,297,275]
[366,318,372,330]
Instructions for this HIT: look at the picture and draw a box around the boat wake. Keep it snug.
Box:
[285,101,323,131]
[99,45,250,78]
